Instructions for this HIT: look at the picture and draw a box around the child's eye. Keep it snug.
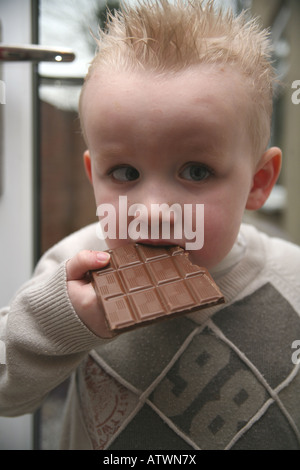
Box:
[110,165,140,182]
[180,164,212,181]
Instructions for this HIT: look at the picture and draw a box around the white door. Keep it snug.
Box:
[0,0,36,450]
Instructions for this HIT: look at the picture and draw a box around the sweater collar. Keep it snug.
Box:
[209,231,247,280]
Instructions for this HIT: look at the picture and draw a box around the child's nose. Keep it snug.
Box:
[128,198,182,241]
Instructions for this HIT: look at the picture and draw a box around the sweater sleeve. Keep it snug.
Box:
[0,225,109,417]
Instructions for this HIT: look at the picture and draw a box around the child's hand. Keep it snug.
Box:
[66,250,114,339]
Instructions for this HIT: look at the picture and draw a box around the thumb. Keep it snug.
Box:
[66,250,110,281]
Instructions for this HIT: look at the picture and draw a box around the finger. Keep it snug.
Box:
[66,250,110,281]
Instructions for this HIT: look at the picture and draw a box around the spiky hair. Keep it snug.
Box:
[81,0,276,154]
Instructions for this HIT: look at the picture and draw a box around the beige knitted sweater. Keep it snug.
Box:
[0,223,300,450]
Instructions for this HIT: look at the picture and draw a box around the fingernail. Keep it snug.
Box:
[96,252,110,262]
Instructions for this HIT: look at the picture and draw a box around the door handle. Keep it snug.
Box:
[0,44,75,62]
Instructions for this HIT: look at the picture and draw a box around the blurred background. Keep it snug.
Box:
[0,0,299,449]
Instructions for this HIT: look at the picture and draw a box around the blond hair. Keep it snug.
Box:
[81,0,276,155]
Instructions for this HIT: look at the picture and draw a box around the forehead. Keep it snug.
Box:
[80,65,249,148]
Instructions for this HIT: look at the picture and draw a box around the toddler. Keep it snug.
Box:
[1,0,300,450]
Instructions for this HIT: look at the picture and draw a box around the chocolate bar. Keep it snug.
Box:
[90,244,224,333]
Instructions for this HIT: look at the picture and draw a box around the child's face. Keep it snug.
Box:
[81,65,256,269]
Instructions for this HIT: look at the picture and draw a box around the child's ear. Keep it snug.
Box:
[83,150,93,184]
[246,147,282,211]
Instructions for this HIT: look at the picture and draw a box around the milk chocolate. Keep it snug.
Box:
[90,244,224,333]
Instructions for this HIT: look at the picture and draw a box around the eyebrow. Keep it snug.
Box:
[94,144,130,161]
